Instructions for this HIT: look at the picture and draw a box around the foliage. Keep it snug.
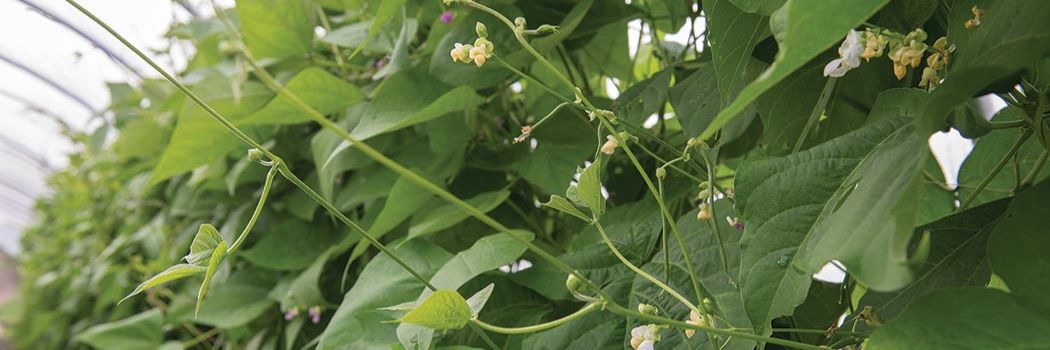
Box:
[6,0,1050,349]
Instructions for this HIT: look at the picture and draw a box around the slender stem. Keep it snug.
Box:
[771,328,866,338]
[473,302,602,334]
[697,144,730,278]
[1021,150,1049,187]
[793,77,837,153]
[990,119,1027,129]
[227,165,278,254]
[592,220,700,315]
[531,101,572,129]
[605,303,828,350]
[960,128,1033,210]
[494,55,572,101]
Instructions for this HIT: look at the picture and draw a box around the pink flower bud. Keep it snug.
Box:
[284,307,299,320]
[308,306,322,324]
[440,11,454,24]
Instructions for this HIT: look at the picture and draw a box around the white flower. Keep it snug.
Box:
[630,324,659,350]
[823,30,864,77]
[684,310,705,338]
[600,135,619,155]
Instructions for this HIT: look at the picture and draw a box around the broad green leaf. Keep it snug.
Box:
[149,75,272,185]
[613,68,672,125]
[668,64,721,138]
[321,20,398,53]
[988,179,1050,316]
[543,195,592,222]
[194,271,277,328]
[350,70,484,141]
[514,109,596,194]
[873,0,938,31]
[858,198,1009,322]
[196,241,227,317]
[755,65,825,155]
[865,288,1050,349]
[400,290,472,330]
[120,264,205,304]
[577,158,605,217]
[114,116,168,161]
[375,12,418,79]
[238,67,364,125]
[701,0,890,139]
[369,176,436,239]
[398,231,534,349]
[317,241,451,350]
[729,0,785,15]
[918,0,1050,133]
[735,117,908,337]
[404,190,510,242]
[522,312,625,350]
[958,109,1050,207]
[579,21,632,81]
[235,0,313,59]
[707,0,769,104]
[75,310,164,350]
[185,223,224,266]
[240,220,338,271]
[795,127,928,291]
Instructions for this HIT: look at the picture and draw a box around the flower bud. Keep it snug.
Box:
[637,303,659,316]
[565,274,585,293]
[475,22,489,38]
[514,17,526,29]
[248,148,264,162]
[697,203,712,221]
[535,24,559,35]
[308,306,322,324]
[655,167,667,180]
[284,307,300,320]
[600,135,619,155]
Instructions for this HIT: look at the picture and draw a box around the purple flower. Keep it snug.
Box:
[440,11,454,24]
[284,307,299,320]
[308,306,322,324]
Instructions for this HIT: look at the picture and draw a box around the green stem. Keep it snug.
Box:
[592,220,700,315]
[960,128,1033,210]
[793,77,837,153]
[697,144,730,277]
[1020,150,1049,187]
[990,119,1028,129]
[473,302,602,334]
[227,165,278,254]
[605,303,829,350]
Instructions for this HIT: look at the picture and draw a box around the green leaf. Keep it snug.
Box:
[613,68,672,125]
[577,158,605,217]
[75,310,164,350]
[149,74,273,185]
[350,70,484,141]
[114,116,168,161]
[668,64,722,138]
[235,0,313,59]
[239,220,337,271]
[317,241,451,350]
[238,67,364,125]
[858,198,1009,322]
[196,241,227,317]
[185,223,224,266]
[404,190,510,242]
[918,0,1050,133]
[120,264,205,304]
[400,290,472,330]
[375,12,418,79]
[735,117,909,337]
[729,0,786,14]
[988,179,1050,316]
[958,109,1050,207]
[701,0,890,139]
[543,195,592,222]
[465,283,495,317]
[194,271,277,328]
[707,0,769,104]
[755,65,825,155]
[514,110,596,193]
[398,231,534,349]
[865,288,1050,349]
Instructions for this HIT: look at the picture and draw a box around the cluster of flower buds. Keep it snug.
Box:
[450,22,494,67]
[888,28,928,80]
[920,37,955,88]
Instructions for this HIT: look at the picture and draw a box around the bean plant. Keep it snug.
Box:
[6,0,1050,349]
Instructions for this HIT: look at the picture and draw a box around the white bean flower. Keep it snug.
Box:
[823,30,864,77]
[630,324,660,350]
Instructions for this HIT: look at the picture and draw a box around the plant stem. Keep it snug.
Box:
[605,303,829,350]
[592,220,701,315]
[793,77,837,153]
[1020,150,1049,187]
[227,165,278,254]
[990,119,1028,129]
[473,302,602,334]
[960,128,1033,210]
